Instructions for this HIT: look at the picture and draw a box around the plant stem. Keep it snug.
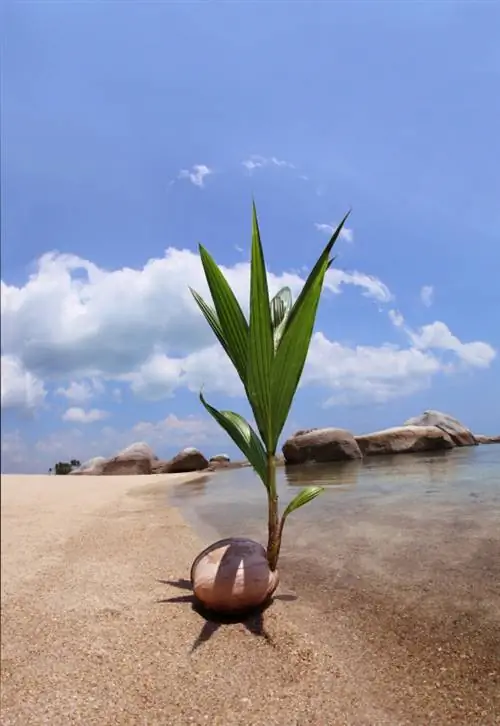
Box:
[266,454,280,571]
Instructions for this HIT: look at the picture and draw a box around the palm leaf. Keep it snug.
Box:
[269,213,350,448]
[247,203,274,450]
[190,288,230,359]
[199,392,268,486]
[281,486,324,522]
[198,245,249,383]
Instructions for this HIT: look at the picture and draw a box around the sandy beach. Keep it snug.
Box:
[1,473,499,725]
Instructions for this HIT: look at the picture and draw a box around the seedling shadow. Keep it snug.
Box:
[157,578,297,652]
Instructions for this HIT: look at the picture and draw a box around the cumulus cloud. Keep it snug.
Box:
[178,164,213,187]
[242,155,295,173]
[386,309,496,370]
[420,285,434,307]
[1,246,495,413]
[62,407,109,424]
[0,248,391,386]
[409,322,496,368]
[124,345,242,400]
[56,379,103,403]
[1,355,46,411]
[132,413,217,445]
[314,222,354,243]
[305,332,441,406]
[325,268,392,303]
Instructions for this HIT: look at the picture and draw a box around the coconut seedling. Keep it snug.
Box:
[189,203,349,613]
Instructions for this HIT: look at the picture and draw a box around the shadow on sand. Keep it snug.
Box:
[157,578,297,652]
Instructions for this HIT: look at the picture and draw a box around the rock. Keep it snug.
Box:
[292,428,319,437]
[282,428,362,465]
[209,454,231,463]
[356,425,455,456]
[166,447,209,473]
[116,442,158,460]
[475,434,500,445]
[403,410,477,447]
[101,457,152,476]
[69,456,107,475]
[151,460,173,474]
[208,459,251,472]
[100,441,157,476]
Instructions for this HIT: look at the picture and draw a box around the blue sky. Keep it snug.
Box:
[2,1,499,472]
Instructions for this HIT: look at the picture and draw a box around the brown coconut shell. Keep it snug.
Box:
[190,537,279,613]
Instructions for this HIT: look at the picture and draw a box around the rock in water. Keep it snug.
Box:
[475,434,500,444]
[282,427,362,464]
[355,425,455,456]
[403,410,477,447]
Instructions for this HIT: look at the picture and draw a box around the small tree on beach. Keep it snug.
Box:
[188,203,349,613]
[53,460,81,475]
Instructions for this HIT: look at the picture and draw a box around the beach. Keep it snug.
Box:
[2,471,499,725]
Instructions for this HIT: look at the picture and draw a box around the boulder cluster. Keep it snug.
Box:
[69,410,499,475]
[282,410,499,465]
[70,443,232,476]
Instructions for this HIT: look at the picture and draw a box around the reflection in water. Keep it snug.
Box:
[170,476,210,500]
[284,460,361,488]
[171,446,494,509]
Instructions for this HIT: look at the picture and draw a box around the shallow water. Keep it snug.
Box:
[171,445,500,723]
[171,445,500,544]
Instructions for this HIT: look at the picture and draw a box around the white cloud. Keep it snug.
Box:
[56,379,103,403]
[388,309,405,328]
[314,222,354,243]
[409,321,496,368]
[387,310,496,370]
[1,355,46,411]
[132,413,218,445]
[178,164,213,187]
[242,155,295,173]
[62,407,109,424]
[304,332,441,406]
[325,268,393,303]
[420,285,434,307]
[1,245,495,412]
[123,345,242,401]
[1,248,391,389]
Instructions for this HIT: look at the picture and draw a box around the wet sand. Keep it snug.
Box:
[2,470,499,724]
[278,502,500,724]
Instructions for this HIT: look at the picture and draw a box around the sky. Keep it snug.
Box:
[1,1,499,473]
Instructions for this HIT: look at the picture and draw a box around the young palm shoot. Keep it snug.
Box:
[189,203,349,613]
